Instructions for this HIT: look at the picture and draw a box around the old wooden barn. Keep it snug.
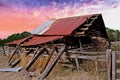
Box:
[6,14,109,80]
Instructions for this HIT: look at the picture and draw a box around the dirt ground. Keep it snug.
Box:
[0,53,106,80]
[0,54,30,80]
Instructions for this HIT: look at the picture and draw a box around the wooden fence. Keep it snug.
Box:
[106,49,120,80]
[68,49,120,80]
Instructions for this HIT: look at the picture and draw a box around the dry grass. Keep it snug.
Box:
[111,41,120,51]
[46,64,106,80]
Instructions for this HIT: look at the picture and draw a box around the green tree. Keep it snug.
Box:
[0,31,31,46]
[106,28,120,41]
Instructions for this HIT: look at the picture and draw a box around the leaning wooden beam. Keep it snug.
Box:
[8,43,21,63]
[25,48,47,71]
[38,46,65,80]
[9,48,34,67]
[8,36,33,63]
[40,47,57,73]
[32,47,40,58]
[11,59,21,68]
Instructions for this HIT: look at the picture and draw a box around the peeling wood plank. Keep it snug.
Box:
[75,31,85,35]
[80,27,89,31]
[84,24,92,26]
[91,17,98,19]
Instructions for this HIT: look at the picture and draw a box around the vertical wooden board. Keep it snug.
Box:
[112,51,116,80]
[95,60,99,80]
[106,49,112,80]
[75,57,79,70]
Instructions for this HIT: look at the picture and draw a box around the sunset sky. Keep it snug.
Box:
[0,0,120,39]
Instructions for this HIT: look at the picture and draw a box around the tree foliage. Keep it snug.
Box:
[0,31,31,46]
[106,28,120,41]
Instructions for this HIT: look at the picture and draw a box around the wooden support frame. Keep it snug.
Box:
[40,47,57,73]
[8,42,21,63]
[9,48,34,67]
[11,59,21,67]
[25,48,47,71]
[38,45,66,80]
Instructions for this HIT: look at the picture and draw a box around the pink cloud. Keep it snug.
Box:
[0,1,120,39]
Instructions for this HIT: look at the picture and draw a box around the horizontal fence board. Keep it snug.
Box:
[113,51,120,54]
[116,69,120,73]
[69,54,106,61]
[68,51,106,55]
[116,60,120,63]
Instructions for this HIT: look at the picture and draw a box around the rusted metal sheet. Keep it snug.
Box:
[6,35,33,45]
[22,36,63,46]
[43,15,93,35]
[0,67,22,72]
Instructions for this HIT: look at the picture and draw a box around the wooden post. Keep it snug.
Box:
[112,51,116,80]
[95,60,99,80]
[106,49,112,80]
[75,56,79,70]
[79,38,83,51]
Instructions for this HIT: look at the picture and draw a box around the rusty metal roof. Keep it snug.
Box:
[43,15,92,35]
[7,14,100,46]
[22,36,63,46]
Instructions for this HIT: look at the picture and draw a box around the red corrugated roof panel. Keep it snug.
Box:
[6,35,33,45]
[22,36,63,46]
[43,15,93,35]
[6,38,27,45]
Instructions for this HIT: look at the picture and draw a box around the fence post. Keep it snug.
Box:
[112,51,116,80]
[106,49,112,80]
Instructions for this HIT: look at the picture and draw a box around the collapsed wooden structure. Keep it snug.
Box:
[6,14,109,80]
